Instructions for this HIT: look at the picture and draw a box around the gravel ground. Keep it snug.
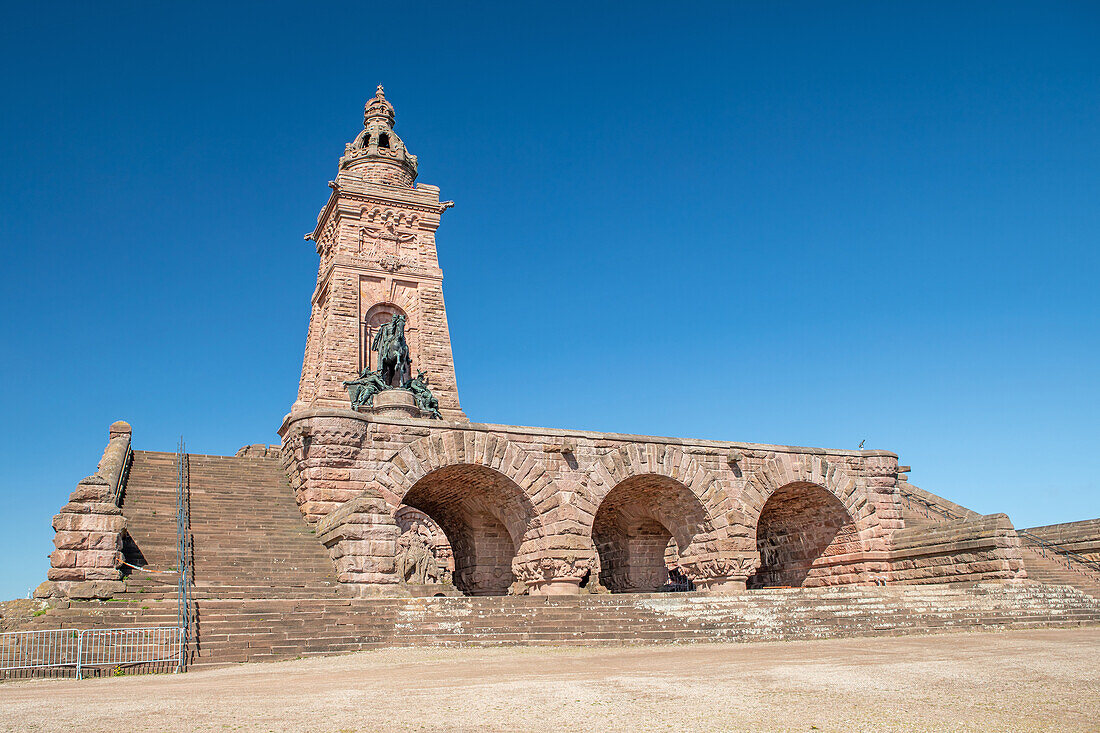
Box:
[1,628,1098,732]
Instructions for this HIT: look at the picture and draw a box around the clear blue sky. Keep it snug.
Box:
[1,2,1097,599]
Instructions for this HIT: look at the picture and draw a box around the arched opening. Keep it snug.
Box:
[378,132,390,148]
[400,464,536,596]
[592,474,709,593]
[361,303,406,373]
[749,482,861,589]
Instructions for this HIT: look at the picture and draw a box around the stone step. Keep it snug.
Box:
[118,450,345,603]
[1019,546,1100,598]
[19,583,1097,672]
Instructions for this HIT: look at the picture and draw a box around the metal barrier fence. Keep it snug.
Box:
[4,437,192,679]
[0,627,184,679]
[176,437,192,671]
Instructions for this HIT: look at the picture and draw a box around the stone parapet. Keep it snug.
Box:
[316,491,400,591]
[38,421,133,599]
[888,513,1027,584]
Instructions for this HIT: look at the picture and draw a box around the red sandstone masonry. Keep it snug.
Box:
[280,410,906,595]
[295,87,465,420]
[40,421,132,599]
[888,513,1027,584]
[9,584,1099,675]
[1024,519,1100,562]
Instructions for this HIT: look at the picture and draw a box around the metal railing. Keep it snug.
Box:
[109,442,133,506]
[0,627,184,679]
[4,438,193,679]
[1017,528,1100,578]
[176,438,192,670]
[900,490,962,523]
[899,485,1100,581]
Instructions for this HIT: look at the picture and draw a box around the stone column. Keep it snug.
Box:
[512,531,598,595]
[680,554,759,593]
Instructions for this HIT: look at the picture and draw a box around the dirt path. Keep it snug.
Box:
[2,628,1098,732]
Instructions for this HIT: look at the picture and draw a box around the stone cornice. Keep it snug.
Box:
[279,406,898,459]
[306,182,450,243]
[305,188,339,243]
[312,260,444,304]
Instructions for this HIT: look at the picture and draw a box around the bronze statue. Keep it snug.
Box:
[371,314,411,387]
[342,368,389,410]
[404,370,442,419]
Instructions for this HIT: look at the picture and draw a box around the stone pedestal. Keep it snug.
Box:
[693,576,748,593]
[371,389,421,419]
[526,578,583,596]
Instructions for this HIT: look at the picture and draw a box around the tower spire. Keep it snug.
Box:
[339,84,417,185]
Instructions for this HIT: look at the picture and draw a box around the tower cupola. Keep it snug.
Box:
[339,85,418,186]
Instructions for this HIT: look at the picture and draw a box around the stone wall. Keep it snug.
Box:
[280,409,903,596]
[1024,519,1100,562]
[888,513,1027,584]
[39,421,132,599]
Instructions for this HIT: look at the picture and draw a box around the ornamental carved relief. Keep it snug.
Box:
[511,554,595,584]
[359,220,418,271]
[679,554,760,581]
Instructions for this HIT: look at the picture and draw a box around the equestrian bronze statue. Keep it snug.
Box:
[372,314,411,387]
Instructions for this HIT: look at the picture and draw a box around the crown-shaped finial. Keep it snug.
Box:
[364,83,395,127]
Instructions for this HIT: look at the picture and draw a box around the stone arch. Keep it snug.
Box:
[591,473,714,592]
[362,431,552,594]
[741,454,881,546]
[401,464,536,595]
[749,481,866,588]
[581,444,731,532]
[379,431,550,504]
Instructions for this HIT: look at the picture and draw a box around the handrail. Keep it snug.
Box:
[898,485,1100,581]
[1017,528,1100,578]
[899,489,964,522]
[109,442,133,506]
[175,438,192,673]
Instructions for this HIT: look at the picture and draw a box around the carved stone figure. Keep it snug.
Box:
[403,371,442,419]
[342,368,390,410]
[397,531,441,585]
[371,314,411,388]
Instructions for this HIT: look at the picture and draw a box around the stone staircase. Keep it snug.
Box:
[17,583,1100,670]
[1017,546,1100,598]
[117,451,344,601]
[898,485,1100,598]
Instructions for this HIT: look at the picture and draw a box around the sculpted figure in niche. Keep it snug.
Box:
[403,370,442,419]
[342,368,389,410]
[372,313,411,387]
[397,530,441,585]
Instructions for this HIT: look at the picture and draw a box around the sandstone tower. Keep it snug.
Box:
[293,86,466,420]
